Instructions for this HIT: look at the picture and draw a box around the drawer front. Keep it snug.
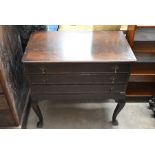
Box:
[0,95,9,110]
[25,63,130,74]
[27,73,129,84]
[31,84,126,94]
[31,92,125,101]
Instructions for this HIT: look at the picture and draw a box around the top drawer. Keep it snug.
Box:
[25,63,130,74]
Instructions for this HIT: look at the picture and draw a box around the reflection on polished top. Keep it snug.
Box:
[22,31,136,63]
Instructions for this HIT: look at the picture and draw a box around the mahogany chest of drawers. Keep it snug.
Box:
[22,31,136,128]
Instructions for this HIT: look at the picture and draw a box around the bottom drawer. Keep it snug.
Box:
[32,92,125,101]
[0,95,9,110]
[31,84,126,94]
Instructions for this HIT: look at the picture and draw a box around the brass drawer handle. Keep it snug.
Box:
[110,77,116,83]
[112,65,119,73]
[40,66,47,74]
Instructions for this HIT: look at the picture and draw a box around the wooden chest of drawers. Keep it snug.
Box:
[23,31,136,128]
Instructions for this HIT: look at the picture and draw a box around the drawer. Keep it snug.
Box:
[27,73,129,84]
[25,63,130,74]
[31,84,126,94]
[31,92,121,101]
[0,95,9,110]
[31,91,125,101]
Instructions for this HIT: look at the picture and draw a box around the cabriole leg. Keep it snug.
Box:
[31,100,43,128]
[112,99,126,125]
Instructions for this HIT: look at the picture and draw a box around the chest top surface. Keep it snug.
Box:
[22,31,136,63]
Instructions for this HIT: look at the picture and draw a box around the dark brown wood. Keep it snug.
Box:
[127,26,155,98]
[22,31,136,63]
[112,99,126,125]
[27,73,129,84]
[0,82,3,94]
[130,63,155,75]
[31,98,43,128]
[133,41,155,53]
[31,84,126,94]
[149,96,155,117]
[21,91,31,129]
[0,26,29,127]
[129,37,155,121]
[127,82,155,97]
[31,92,126,101]
[0,110,16,127]
[25,63,130,74]
[129,75,155,82]
[0,70,19,126]
[0,95,9,110]
[23,31,136,127]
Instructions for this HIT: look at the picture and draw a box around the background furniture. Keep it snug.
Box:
[126,26,155,98]
[23,31,136,127]
[0,26,29,127]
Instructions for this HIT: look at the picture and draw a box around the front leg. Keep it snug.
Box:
[149,97,155,117]
[31,100,43,128]
[149,97,155,109]
[112,99,126,125]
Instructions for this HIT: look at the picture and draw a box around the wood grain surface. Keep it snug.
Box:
[23,31,136,63]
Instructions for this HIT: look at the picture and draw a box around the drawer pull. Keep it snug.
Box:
[40,66,46,74]
[112,65,119,73]
[111,77,116,83]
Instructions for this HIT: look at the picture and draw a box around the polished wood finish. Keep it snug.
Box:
[23,31,136,127]
[23,31,136,63]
